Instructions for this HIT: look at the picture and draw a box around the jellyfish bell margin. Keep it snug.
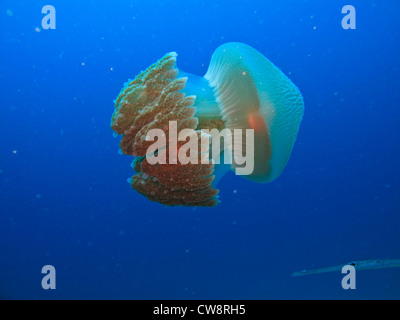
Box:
[111,42,304,207]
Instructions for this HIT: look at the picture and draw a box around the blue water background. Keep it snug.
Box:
[0,0,399,299]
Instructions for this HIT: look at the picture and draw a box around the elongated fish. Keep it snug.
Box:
[292,259,400,277]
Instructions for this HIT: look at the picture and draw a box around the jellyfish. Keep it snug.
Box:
[111,42,304,206]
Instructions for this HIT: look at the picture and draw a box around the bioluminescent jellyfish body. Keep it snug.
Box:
[111,42,304,206]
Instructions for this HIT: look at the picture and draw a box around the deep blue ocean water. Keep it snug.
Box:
[0,0,399,299]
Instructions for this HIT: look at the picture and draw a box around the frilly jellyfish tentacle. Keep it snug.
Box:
[112,53,220,206]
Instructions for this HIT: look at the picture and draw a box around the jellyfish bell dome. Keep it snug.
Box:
[111,42,304,206]
[204,42,304,183]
